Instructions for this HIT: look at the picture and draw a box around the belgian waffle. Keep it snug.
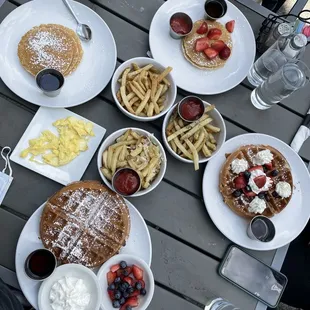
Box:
[40,181,130,268]
[219,145,293,219]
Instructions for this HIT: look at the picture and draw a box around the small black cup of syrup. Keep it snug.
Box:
[25,249,57,280]
[247,215,276,242]
[36,68,64,97]
[204,0,227,20]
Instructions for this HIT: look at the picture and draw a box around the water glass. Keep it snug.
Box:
[251,60,310,110]
[205,298,240,310]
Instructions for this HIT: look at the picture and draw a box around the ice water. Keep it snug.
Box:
[205,298,240,310]
[251,63,307,110]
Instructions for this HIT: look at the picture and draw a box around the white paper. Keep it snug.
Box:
[290,125,310,153]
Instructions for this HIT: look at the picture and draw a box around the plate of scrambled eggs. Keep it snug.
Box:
[10,107,106,185]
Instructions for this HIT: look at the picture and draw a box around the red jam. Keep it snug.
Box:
[113,169,140,195]
[170,17,192,35]
[180,99,204,121]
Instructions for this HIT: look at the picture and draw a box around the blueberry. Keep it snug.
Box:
[112,300,120,308]
[114,277,121,284]
[244,171,251,180]
[258,192,265,199]
[123,282,129,289]
[123,291,129,298]
[120,297,126,305]
[272,191,280,198]
[114,291,121,300]
[135,281,142,290]
[120,261,127,269]
[233,189,242,198]
[271,170,279,177]
[245,185,252,192]
[108,283,116,290]
[140,288,147,296]
[126,306,132,310]
[127,287,134,294]
[119,284,126,292]
[123,270,130,276]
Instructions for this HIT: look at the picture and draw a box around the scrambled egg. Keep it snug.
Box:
[20,117,95,167]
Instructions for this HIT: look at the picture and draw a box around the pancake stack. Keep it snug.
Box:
[219,145,293,219]
[18,24,83,76]
[40,181,131,268]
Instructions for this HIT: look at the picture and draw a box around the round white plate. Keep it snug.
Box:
[15,200,152,309]
[149,0,255,95]
[38,264,102,310]
[0,0,116,108]
[202,133,310,251]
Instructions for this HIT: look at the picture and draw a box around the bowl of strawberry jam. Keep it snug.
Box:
[169,12,193,39]
[178,96,205,122]
[112,168,141,196]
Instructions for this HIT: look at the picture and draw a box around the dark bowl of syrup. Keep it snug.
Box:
[25,249,57,280]
[36,68,65,97]
[204,0,227,20]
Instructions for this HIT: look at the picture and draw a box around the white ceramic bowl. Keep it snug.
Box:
[97,127,167,197]
[38,264,102,310]
[111,57,177,121]
[162,101,226,165]
[97,254,155,310]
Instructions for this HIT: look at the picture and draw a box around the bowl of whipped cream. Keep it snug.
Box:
[38,263,102,310]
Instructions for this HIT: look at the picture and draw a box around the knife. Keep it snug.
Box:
[290,108,310,153]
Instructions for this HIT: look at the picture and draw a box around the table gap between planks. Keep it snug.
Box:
[0,0,308,309]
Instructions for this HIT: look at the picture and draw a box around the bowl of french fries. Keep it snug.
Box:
[111,57,177,121]
[97,128,167,196]
[162,101,226,171]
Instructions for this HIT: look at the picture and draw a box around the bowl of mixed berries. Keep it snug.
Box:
[97,254,154,310]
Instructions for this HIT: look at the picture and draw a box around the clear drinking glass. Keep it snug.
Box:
[205,298,240,310]
[251,60,310,110]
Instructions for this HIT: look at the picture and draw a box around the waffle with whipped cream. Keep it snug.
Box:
[40,181,130,268]
[219,145,293,219]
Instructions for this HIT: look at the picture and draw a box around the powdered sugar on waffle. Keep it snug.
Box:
[43,188,129,266]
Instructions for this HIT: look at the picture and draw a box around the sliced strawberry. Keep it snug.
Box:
[107,271,116,285]
[226,20,235,33]
[264,162,273,170]
[254,175,267,188]
[124,276,133,286]
[203,47,218,60]
[248,165,263,172]
[211,40,226,52]
[219,46,231,60]
[243,188,256,197]
[116,269,123,277]
[110,264,120,273]
[234,175,247,189]
[108,290,115,301]
[130,290,140,297]
[120,297,139,310]
[132,265,143,280]
[207,28,222,40]
[195,37,210,52]
[197,21,208,34]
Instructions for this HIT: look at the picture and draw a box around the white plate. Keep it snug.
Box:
[38,264,102,310]
[149,0,256,95]
[0,0,116,108]
[202,133,310,251]
[10,107,106,185]
[15,200,152,309]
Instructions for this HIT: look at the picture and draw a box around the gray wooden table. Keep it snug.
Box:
[0,0,308,309]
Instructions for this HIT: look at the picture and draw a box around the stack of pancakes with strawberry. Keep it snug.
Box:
[182,19,235,69]
[219,145,293,219]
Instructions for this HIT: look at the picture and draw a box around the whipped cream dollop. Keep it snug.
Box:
[276,181,292,198]
[247,169,273,194]
[231,159,249,174]
[252,150,273,165]
[50,277,90,310]
[248,196,267,214]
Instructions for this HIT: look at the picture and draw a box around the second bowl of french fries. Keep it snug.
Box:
[111,57,177,122]
[162,101,226,171]
[97,127,167,197]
